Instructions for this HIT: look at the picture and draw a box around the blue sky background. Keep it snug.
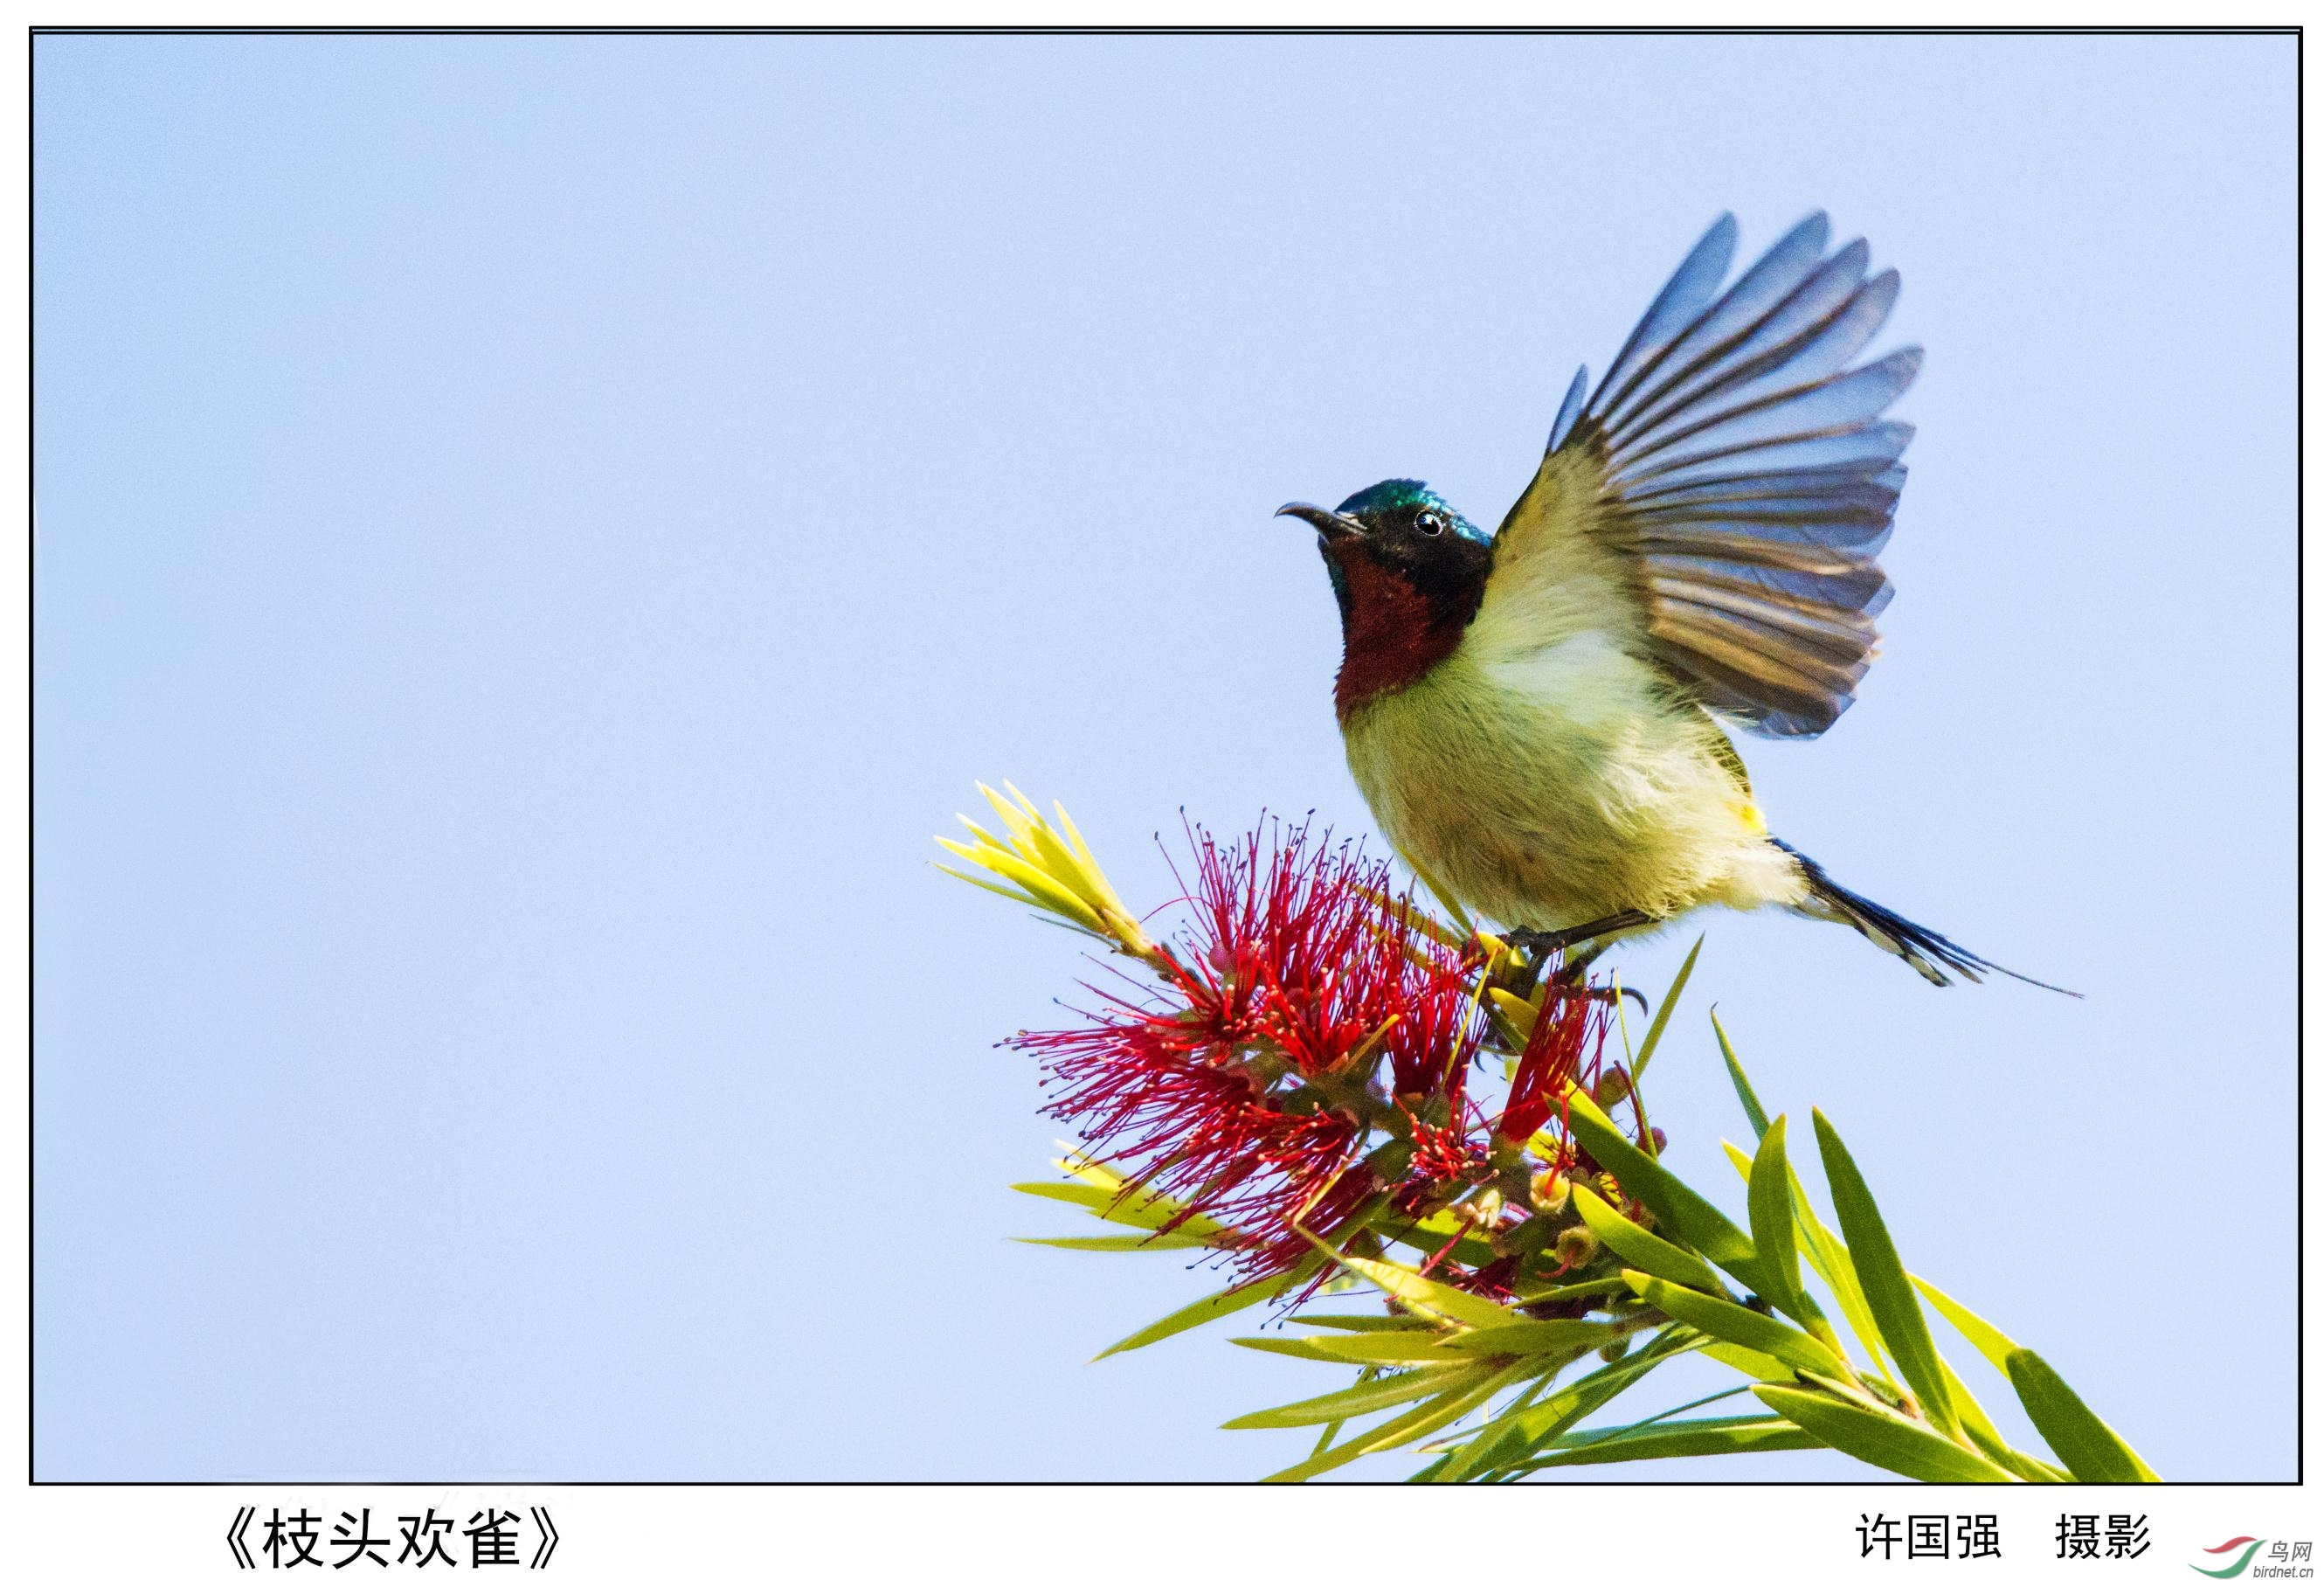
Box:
[33,32,2293,1481]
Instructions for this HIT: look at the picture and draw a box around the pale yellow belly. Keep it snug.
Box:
[1339,639,1805,932]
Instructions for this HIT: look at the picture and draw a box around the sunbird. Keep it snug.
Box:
[1280,212,2064,991]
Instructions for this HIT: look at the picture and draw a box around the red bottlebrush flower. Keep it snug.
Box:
[1172,818,1411,1079]
[1499,985,1608,1147]
[1380,938,1491,1102]
[1403,1113,1489,1189]
[1011,819,1480,1279]
[1020,1002,1367,1272]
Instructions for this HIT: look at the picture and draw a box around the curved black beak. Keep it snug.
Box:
[1276,502,1365,544]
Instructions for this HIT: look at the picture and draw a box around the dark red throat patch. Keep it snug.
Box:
[1331,547,1470,720]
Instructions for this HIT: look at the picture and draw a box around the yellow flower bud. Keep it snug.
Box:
[1529,1168,1571,1213]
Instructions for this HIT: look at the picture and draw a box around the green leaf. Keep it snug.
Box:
[2004,1348,2161,1482]
[1095,1267,1300,1359]
[1722,1141,1890,1380]
[1428,1371,1561,1483]
[1454,1329,1703,1478]
[935,840,1103,933]
[1622,1272,1851,1383]
[1628,933,1703,1084]
[1571,1186,1729,1296]
[1696,1340,1795,1383]
[1710,1008,1771,1140]
[1788,1175,1895,1383]
[1512,1277,1631,1306]
[932,863,1045,911]
[1561,1085,1767,1297]
[1286,1313,1442,1334]
[1262,1364,1522,1482]
[1010,1180,1232,1242]
[1527,1415,1823,1468]
[1746,1117,1807,1319]
[1222,1366,1477,1429]
[1810,1109,1958,1440]
[1319,1250,1529,1329]
[1912,1274,2020,1374]
[1429,1327,1684,1457]
[1391,1209,1502,1269]
[1244,1332,1487,1366]
[1753,1385,2016,1482]
[1937,1354,2070,1481]
[1516,1329,1693,1418]
[1230,1335,1383,1365]
[1014,1232,1213,1252]
[1440,1320,1629,1357]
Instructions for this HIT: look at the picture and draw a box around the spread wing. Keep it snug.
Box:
[1490,212,1916,738]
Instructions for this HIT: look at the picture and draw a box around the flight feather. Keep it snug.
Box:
[1488,211,1919,738]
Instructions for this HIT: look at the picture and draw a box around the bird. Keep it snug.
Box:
[1276,211,2067,992]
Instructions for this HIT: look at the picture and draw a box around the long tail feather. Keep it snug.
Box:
[1772,839,2080,996]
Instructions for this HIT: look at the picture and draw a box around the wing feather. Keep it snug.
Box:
[1487,213,1917,738]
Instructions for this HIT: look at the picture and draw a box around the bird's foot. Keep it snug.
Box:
[1504,910,1655,964]
[1545,975,1649,1017]
[1504,911,1657,1015]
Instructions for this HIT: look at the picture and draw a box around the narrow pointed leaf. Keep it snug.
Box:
[1513,1277,1631,1306]
[1514,1331,1696,1440]
[1912,1274,2020,1373]
[1697,1340,1796,1383]
[1726,1141,1885,1376]
[1222,1365,1475,1429]
[1526,1416,1823,1468]
[1322,1251,1529,1329]
[1938,1354,2068,1481]
[1623,1272,1851,1383]
[1253,1332,1487,1366]
[1096,1266,1305,1359]
[1441,1320,1629,1357]
[1747,1116,1809,1317]
[1014,1232,1214,1252]
[1471,1328,1702,1474]
[1010,1180,1233,1241]
[1753,1385,2015,1482]
[1711,1009,1771,1140]
[1261,1366,1515,1482]
[1573,1186,1728,1295]
[2004,1348,2161,1482]
[1432,1370,1564,1482]
[932,864,1044,910]
[1230,1335,1382,1364]
[1562,1085,1767,1295]
[1789,1175,1895,1381]
[1286,1313,1442,1334]
[1391,1209,1502,1269]
[1629,934,1702,1083]
[1811,1109,1957,1438]
[935,841,1103,932]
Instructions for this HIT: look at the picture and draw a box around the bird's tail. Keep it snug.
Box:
[1772,839,2079,996]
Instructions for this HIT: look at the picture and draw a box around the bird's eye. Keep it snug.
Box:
[1415,511,1446,537]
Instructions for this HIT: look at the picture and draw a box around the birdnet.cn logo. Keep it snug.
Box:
[2192,1538,2314,1579]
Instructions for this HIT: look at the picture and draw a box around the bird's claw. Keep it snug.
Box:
[1551,980,1650,1017]
[1505,911,1657,1016]
[1504,910,1655,965]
